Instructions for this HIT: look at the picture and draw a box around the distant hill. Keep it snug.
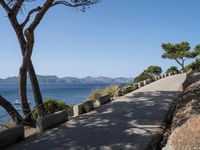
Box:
[0,75,133,84]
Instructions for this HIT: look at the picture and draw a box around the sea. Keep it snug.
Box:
[0,83,123,124]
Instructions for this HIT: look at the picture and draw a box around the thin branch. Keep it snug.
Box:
[175,58,182,67]
[28,0,54,31]
[0,0,11,13]
[21,6,42,28]
[52,0,98,8]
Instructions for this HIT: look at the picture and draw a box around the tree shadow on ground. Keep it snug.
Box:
[7,91,180,150]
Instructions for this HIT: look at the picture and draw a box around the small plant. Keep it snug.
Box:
[120,88,126,95]
[130,86,136,91]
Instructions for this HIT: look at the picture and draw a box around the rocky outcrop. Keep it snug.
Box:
[163,71,200,150]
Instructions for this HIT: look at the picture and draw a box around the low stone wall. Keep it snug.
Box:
[37,110,69,132]
[0,125,24,148]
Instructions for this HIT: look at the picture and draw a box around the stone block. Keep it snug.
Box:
[98,94,111,105]
[37,110,68,132]
[134,83,140,89]
[73,100,94,117]
[124,86,133,93]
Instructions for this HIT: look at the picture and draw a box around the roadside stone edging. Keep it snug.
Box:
[36,110,69,132]
[0,125,24,148]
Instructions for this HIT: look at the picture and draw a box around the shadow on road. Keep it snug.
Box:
[8,91,180,150]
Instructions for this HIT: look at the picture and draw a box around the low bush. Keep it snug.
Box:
[134,71,153,83]
[184,58,200,72]
[32,98,71,118]
[166,66,179,74]
[134,65,163,83]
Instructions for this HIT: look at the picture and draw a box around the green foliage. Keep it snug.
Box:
[88,84,120,100]
[134,65,162,83]
[125,82,133,87]
[161,42,200,70]
[184,58,200,72]
[32,98,71,118]
[146,66,162,75]
[119,88,126,95]
[134,70,153,83]
[166,66,179,74]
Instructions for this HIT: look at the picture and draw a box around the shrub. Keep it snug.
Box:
[134,65,162,83]
[88,89,103,101]
[32,98,71,118]
[102,84,120,97]
[166,66,179,74]
[120,88,126,95]
[184,58,200,72]
[88,84,120,100]
[146,66,162,75]
[134,70,153,83]
[125,82,133,87]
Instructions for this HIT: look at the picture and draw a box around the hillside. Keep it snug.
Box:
[0,75,133,84]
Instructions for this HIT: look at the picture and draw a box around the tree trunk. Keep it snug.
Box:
[19,66,32,123]
[28,62,45,116]
[0,95,23,125]
[181,64,184,70]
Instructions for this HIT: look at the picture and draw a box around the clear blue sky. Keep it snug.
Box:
[0,0,200,78]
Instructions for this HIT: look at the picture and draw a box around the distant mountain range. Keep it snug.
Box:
[0,75,133,84]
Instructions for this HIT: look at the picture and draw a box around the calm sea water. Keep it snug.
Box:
[0,83,122,123]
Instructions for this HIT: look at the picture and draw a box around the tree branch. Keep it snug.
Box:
[0,95,23,125]
[52,0,98,8]
[28,0,54,31]
[21,6,42,28]
[174,58,182,67]
[0,0,11,13]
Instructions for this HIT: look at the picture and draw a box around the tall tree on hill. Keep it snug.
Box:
[161,42,199,70]
[146,66,162,76]
[134,65,162,83]
[0,0,98,124]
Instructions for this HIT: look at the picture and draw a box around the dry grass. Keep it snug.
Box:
[88,84,120,100]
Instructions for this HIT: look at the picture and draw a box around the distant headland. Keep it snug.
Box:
[0,75,133,84]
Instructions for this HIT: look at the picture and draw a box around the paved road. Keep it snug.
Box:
[8,74,186,150]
